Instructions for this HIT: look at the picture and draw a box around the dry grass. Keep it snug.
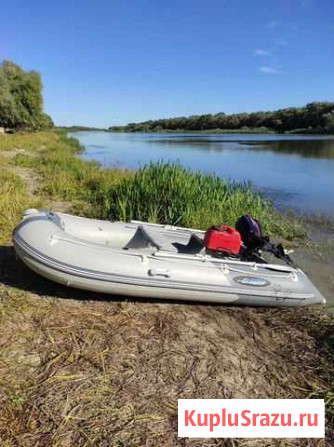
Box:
[0,266,333,446]
[0,131,333,446]
[0,132,61,152]
[0,170,42,244]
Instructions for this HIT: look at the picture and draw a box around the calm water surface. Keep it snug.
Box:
[73,131,334,217]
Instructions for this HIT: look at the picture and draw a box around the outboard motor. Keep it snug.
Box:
[235,215,268,252]
[236,214,293,265]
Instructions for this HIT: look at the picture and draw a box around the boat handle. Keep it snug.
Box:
[148,268,171,278]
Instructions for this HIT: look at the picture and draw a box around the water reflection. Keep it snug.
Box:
[72,132,334,217]
[248,139,334,159]
[149,136,334,159]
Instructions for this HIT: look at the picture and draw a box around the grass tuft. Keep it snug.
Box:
[108,162,305,240]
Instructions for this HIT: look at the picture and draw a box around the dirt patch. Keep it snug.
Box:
[49,200,76,213]
[0,149,28,159]
[1,150,39,196]
[1,147,74,213]
[11,165,39,195]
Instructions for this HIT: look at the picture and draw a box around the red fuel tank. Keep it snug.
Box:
[204,225,241,255]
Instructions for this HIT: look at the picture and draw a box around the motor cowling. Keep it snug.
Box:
[235,215,267,252]
[203,225,242,255]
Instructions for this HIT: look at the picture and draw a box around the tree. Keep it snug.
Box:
[323,111,334,133]
[0,68,19,127]
[110,102,334,134]
[0,60,53,130]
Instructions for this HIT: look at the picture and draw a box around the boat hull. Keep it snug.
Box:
[13,210,326,307]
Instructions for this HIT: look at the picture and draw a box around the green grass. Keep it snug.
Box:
[108,162,305,240]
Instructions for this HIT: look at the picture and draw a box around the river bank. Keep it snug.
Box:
[108,127,278,134]
[0,131,333,445]
[108,127,334,135]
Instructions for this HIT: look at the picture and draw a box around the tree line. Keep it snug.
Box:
[109,102,334,134]
[0,60,53,131]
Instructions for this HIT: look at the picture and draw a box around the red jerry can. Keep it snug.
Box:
[203,225,241,255]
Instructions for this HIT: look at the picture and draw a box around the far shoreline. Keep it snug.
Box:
[69,127,333,136]
[64,127,334,137]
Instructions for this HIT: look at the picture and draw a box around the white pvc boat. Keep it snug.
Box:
[13,209,326,307]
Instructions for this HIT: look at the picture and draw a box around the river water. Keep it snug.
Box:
[72,131,334,306]
[74,131,334,218]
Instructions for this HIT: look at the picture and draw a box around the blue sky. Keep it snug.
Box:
[1,0,333,126]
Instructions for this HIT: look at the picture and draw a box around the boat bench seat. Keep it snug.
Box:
[125,224,204,254]
[139,225,178,252]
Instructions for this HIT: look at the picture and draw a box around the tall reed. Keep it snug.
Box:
[108,162,305,239]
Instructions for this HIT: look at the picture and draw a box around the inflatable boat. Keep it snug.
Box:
[13,209,326,307]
